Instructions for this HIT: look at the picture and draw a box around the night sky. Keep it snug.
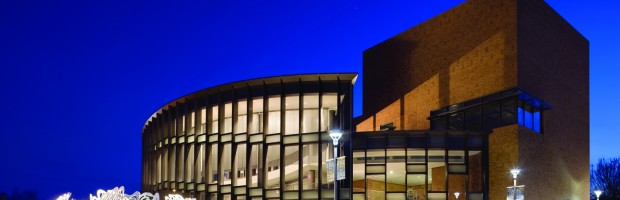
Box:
[1,0,618,199]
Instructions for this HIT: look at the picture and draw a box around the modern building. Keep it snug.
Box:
[142,0,589,199]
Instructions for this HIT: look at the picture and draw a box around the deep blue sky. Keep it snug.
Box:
[1,0,618,199]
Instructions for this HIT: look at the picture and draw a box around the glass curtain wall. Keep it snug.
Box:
[352,132,486,200]
[141,75,355,200]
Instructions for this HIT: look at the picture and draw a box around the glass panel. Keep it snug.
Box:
[468,151,483,192]
[177,145,185,182]
[266,145,281,189]
[302,93,319,133]
[465,109,481,130]
[407,149,425,164]
[386,149,406,192]
[366,174,385,200]
[236,100,248,133]
[211,106,219,134]
[533,110,541,132]
[196,144,206,183]
[321,93,338,132]
[448,151,465,164]
[284,145,300,190]
[482,104,500,130]
[366,149,385,164]
[234,144,247,186]
[267,96,281,134]
[428,193,447,200]
[386,193,405,200]
[285,95,300,135]
[352,151,365,192]
[170,146,176,181]
[249,144,263,187]
[407,174,426,199]
[208,144,218,184]
[428,150,446,192]
[189,111,196,135]
[448,113,464,130]
[201,107,207,134]
[448,174,466,200]
[321,143,333,189]
[221,143,232,185]
[250,98,263,134]
[302,144,319,190]
[185,144,194,182]
[224,103,233,133]
[501,99,516,125]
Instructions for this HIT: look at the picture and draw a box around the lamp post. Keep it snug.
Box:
[329,129,343,200]
[510,169,520,200]
[454,192,460,199]
[594,190,602,200]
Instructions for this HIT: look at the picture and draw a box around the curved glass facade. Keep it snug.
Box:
[142,74,356,200]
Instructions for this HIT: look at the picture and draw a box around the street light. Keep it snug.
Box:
[454,192,460,199]
[329,129,343,200]
[510,169,520,200]
[594,190,602,200]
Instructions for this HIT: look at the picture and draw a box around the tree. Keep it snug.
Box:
[591,158,620,200]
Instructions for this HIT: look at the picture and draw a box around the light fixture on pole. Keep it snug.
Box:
[594,190,602,200]
[510,169,520,200]
[329,129,343,200]
[454,192,460,199]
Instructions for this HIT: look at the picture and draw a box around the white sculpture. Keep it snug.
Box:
[57,193,72,200]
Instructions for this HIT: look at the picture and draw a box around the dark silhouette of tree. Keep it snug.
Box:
[0,189,36,200]
[591,158,620,200]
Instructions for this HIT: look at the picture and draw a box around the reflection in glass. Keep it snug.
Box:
[221,143,232,184]
[266,145,280,189]
[208,144,218,184]
[302,144,319,190]
[284,145,299,190]
[234,144,247,186]
[285,95,299,135]
[267,96,281,134]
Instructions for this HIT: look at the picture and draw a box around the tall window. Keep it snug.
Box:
[208,144,218,184]
[200,107,206,134]
[265,145,280,189]
[302,93,319,133]
[284,145,299,190]
[211,106,219,134]
[221,143,232,184]
[249,144,263,187]
[302,144,319,190]
[321,94,338,132]
[196,144,206,183]
[250,98,263,134]
[236,100,248,133]
[234,144,247,186]
[267,96,281,134]
[224,103,233,133]
[284,95,299,135]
